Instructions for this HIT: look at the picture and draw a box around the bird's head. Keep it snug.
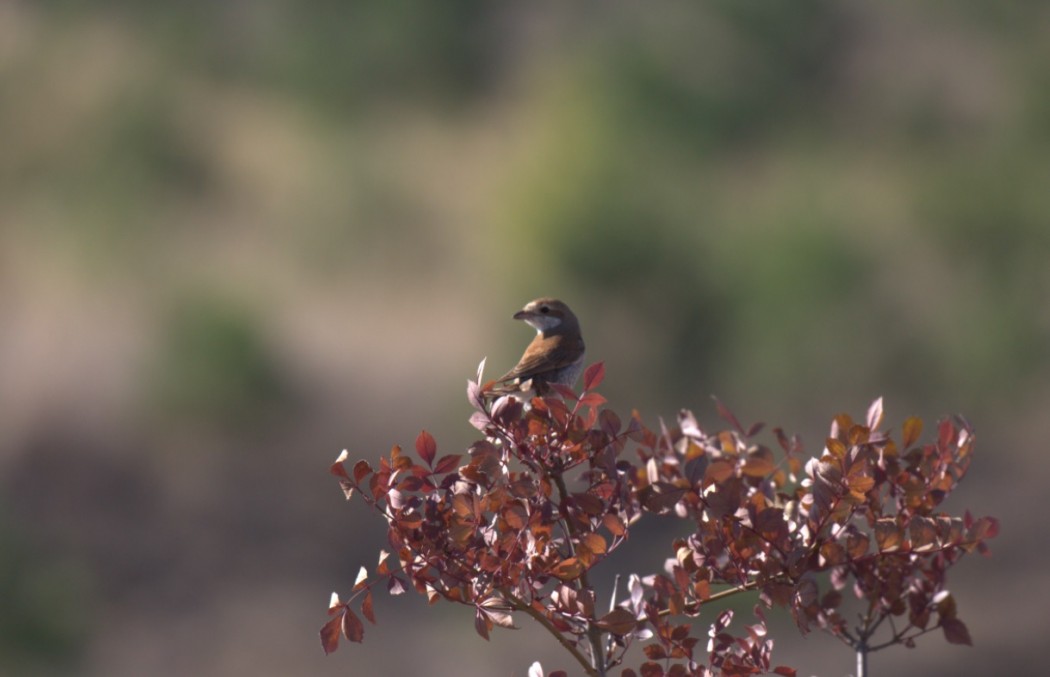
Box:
[513,298,579,336]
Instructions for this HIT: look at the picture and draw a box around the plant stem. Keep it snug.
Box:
[503,590,598,676]
[550,470,607,676]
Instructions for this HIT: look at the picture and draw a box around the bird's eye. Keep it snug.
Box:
[539,305,550,314]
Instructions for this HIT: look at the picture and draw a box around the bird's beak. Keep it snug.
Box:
[513,310,529,320]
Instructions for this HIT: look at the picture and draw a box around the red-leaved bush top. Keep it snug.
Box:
[323,362,998,676]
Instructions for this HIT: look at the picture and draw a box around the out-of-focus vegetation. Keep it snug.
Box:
[1,1,1046,675]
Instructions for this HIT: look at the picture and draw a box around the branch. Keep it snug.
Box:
[502,589,598,677]
[551,469,608,676]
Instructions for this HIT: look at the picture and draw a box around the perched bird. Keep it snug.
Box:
[491,298,586,396]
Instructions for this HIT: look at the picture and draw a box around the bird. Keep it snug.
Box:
[490,298,586,397]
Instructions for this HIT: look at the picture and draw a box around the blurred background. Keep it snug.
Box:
[1,1,1047,675]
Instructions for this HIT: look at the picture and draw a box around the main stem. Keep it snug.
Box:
[551,470,607,677]
[856,640,868,677]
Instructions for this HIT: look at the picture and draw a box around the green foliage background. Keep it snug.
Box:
[1,1,1045,674]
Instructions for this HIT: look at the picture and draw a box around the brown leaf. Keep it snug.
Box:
[582,532,607,555]
[643,644,668,659]
[602,513,626,536]
[969,516,1000,543]
[352,459,372,483]
[551,557,584,581]
[474,608,491,641]
[909,516,939,551]
[330,454,350,480]
[579,392,607,407]
[846,530,870,558]
[597,607,637,635]
[704,459,735,486]
[938,417,956,449]
[846,473,875,497]
[432,453,461,474]
[942,617,972,645]
[361,591,376,624]
[639,483,687,513]
[875,518,901,551]
[583,361,606,391]
[415,430,437,467]
[342,608,364,643]
[599,409,621,436]
[713,396,745,434]
[320,614,342,654]
[572,491,605,516]
[825,438,847,459]
[741,447,776,477]
[502,503,527,530]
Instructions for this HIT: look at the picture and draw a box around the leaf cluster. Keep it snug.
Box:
[322,364,997,676]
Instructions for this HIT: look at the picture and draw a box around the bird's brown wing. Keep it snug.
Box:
[497,334,584,383]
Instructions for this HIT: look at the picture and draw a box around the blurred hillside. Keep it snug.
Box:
[1,1,1047,675]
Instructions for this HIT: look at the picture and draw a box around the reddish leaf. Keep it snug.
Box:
[397,476,425,492]
[433,453,461,474]
[342,608,364,643]
[353,459,372,483]
[361,590,376,624]
[572,492,604,516]
[330,451,350,480]
[713,397,745,434]
[320,614,342,654]
[970,516,1000,542]
[773,667,797,676]
[583,361,606,391]
[938,418,956,449]
[579,392,607,408]
[643,644,668,659]
[415,430,437,467]
[942,617,972,646]
[597,607,637,635]
[639,662,665,677]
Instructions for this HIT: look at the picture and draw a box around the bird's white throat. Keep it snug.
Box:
[525,315,562,333]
